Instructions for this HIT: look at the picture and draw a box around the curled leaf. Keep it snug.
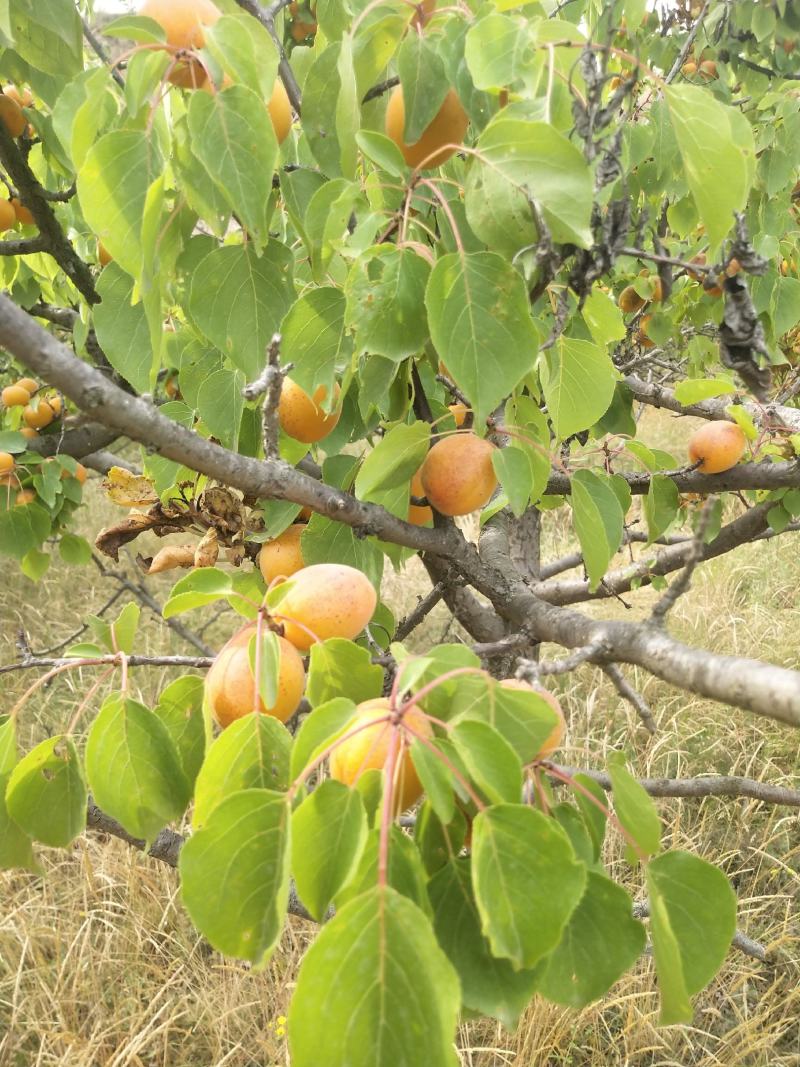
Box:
[145,544,198,574]
[102,466,159,507]
[95,512,159,561]
[194,528,220,568]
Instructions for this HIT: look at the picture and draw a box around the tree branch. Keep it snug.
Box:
[233,0,302,114]
[601,663,657,734]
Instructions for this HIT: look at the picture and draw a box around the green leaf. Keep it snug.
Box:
[665,86,755,253]
[540,337,617,439]
[194,363,245,450]
[290,697,358,780]
[451,720,522,804]
[337,826,431,913]
[78,130,165,280]
[464,12,537,91]
[346,245,431,361]
[306,639,384,707]
[397,31,449,143]
[0,718,38,871]
[0,431,27,453]
[203,12,278,99]
[0,501,50,559]
[280,287,347,402]
[570,470,625,591]
[572,773,608,861]
[180,788,290,966]
[154,675,206,788]
[188,86,278,252]
[492,445,534,517]
[301,515,384,591]
[248,628,281,711]
[472,804,586,969]
[102,14,165,42]
[188,243,295,380]
[59,533,92,565]
[93,264,154,393]
[193,712,292,828]
[582,288,627,347]
[449,677,559,765]
[289,886,460,1067]
[673,378,736,404]
[473,116,593,247]
[85,694,190,842]
[538,871,646,1007]
[20,547,49,582]
[355,421,431,500]
[302,43,347,177]
[647,850,737,1025]
[355,129,407,177]
[607,752,661,861]
[5,735,86,847]
[9,0,83,77]
[409,740,456,825]
[291,779,368,920]
[162,565,234,618]
[644,475,680,544]
[414,801,466,875]
[426,251,541,426]
[429,859,540,1030]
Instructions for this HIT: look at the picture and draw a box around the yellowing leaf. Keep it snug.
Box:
[103,466,159,507]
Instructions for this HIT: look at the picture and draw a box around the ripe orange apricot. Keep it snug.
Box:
[278,378,341,444]
[298,505,314,521]
[11,198,33,225]
[688,421,747,474]
[385,86,468,170]
[61,462,87,484]
[419,433,498,517]
[23,401,55,429]
[205,622,305,729]
[14,488,35,506]
[0,96,25,137]
[0,199,15,231]
[329,697,433,813]
[499,679,566,759]
[726,257,742,277]
[275,562,377,651]
[0,451,15,475]
[16,377,38,394]
[686,252,707,281]
[98,241,113,267]
[408,469,433,526]
[259,523,306,584]
[618,285,646,313]
[18,426,38,440]
[2,384,30,407]
[699,59,718,81]
[47,394,62,417]
[4,86,33,108]
[268,80,293,144]
[681,60,698,77]
[139,0,221,88]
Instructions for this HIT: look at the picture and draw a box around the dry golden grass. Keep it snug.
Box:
[2,419,799,1066]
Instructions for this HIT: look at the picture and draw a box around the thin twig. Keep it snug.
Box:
[518,639,606,681]
[395,581,447,641]
[81,14,126,88]
[632,901,768,962]
[650,497,715,625]
[233,0,302,113]
[602,663,657,734]
[664,0,712,85]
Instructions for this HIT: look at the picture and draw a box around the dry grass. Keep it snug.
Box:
[2,416,800,1066]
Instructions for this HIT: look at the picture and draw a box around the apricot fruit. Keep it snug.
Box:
[47,395,62,418]
[2,384,30,407]
[268,79,292,144]
[14,488,35,506]
[0,451,15,475]
[726,257,742,277]
[329,697,433,813]
[638,313,655,349]
[298,505,314,521]
[385,86,468,170]
[4,86,33,108]
[408,469,433,526]
[11,198,33,225]
[449,402,469,428]
[139,0,221,88]
[638,269,662,302]
[18,426,38,440]
[98,241,113,267]
[681,60,697,77]
[23,401,55,429]
[16,377,38,394]
[205,622,305,729]
[278,378,341,444]
[62,462,87,485]
[259,522,306,584]
[0,199,16,231]
[499,679,566,759]
[688,421,747,474]
[0,95,25,137]
[699,59,718,80]
[686,252,706,281]
[618,285,646,314]
[419,433,497,517]
[275,562,377,651]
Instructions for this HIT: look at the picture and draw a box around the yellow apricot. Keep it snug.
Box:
[0,199,16,231]
[139,0,221,89]
[275,562,377,651]
[0,451,15,475]
[278,378,341,444]
[259,523,306,585]
[268,80,292,144]
[23,401,54,429]
[14,488,35,506]
[618,285,646,314]
[408,469,433,526]
[205,623,305,729]
[419,433,498,516]
[11,198,33,225]
[16,377,38,394]
[2,384,30,407]
[98,241,113,267]
[329,697,433,813]
[0,95,25,137]
[687,421,747,474]
[385,86,468,170]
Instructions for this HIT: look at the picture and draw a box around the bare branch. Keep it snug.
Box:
[395,580,447,641]
[650,497,715,626]
[601,663,657,734]
[242,334,286,460]
[665,0,712,84]
[518,639,607,680]
[81,14,126,88]
[233,0,302,114]
[362,76,400,104]
[0,653,212,677]
[0,234,48,255]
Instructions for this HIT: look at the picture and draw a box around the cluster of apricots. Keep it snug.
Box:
[0,85,36,230]
[681,54,718,81]
[1,375,63,432]
[0,448,87,502]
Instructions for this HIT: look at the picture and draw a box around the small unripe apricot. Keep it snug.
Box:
[205,623,305,729]
[139,0,221,89]
[268,80,292,145]
[385,86,468,170]
[23,401,55,429]
[16,377,38,394]
[278,378,341,444]
[259,523,306,585]
[419,433,497,517]
[275,562,377,651]
[0,199,16,231]
[329,697,433,813]
[0,451,15,474]
[499,679,566,758]
[0,95,26,137]
[688,421,747,474]
[699,59,718,81]
[14,488,35,506]
[98,241,113,267]
[11,198,33,225]
[408,469,433,526]
[2,384,30,407]
[618,285,646,313]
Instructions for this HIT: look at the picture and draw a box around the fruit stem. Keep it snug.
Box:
[377,726,401,889]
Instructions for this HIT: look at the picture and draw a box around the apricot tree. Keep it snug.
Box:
[1,0,800,1062]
